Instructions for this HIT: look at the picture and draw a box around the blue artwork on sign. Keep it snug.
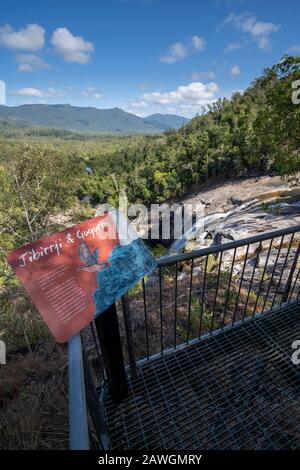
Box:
[93,238,157,316]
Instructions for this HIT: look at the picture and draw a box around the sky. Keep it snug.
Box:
[0,0,299,117]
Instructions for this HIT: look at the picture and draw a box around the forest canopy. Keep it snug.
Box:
[0,55,299,239]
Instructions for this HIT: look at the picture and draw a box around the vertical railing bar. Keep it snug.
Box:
[159,266,163,355]
[221,247,237,330]
[199,255,208,338]
[242,241,262,321]
[251,238,274,318]
[142,278,150,360]
[174,262,178,350]
[210,251,223,334]
[271,233,295,310]
[260,235,285,313]
[281,238,300,304]
[288,264,300,302]
[232,244,250,326]
[90,321,101,363]
[186,258,194,344]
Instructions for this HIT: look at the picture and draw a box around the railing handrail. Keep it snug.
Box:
[157,223,300,266]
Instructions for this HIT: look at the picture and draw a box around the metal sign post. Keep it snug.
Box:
[95,303,128,403]
[121,294,137,379]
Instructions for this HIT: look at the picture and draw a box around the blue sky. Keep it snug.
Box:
[0,0,299,117]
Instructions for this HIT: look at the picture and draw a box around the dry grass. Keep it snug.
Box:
[0,339,68,450]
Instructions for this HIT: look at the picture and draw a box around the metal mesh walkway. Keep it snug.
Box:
[104,303,300,450]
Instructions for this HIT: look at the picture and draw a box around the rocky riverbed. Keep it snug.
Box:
[128,176,300,354]
[171,175,300,253]
[128,175,300,254]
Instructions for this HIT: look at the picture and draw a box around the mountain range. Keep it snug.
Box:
[0,104,189,134]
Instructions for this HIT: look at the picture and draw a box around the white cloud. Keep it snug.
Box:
[225,41,243,53]
[81,87,103,99]
[224,12,280,50]
[191,70,216,81]
[0,24,45,51]
[128,81,219,116]
[190,35,206,51]
[11,87,65,98]
[230,65,241,76]
[160,35,206,63]
[51,27,94,64]
[160,42,188,64]
[16,53,50,72]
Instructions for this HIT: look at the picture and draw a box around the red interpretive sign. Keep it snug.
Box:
[7,214,118,342]
[7,211,157,343]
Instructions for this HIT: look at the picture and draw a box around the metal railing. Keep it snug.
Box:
[68,223,300,449]
[122,224,300,367]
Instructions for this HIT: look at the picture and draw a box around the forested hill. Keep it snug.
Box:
[175,55,300,182]
[0,104,188,134]
[71,55,300,206]
[143,113,189,130]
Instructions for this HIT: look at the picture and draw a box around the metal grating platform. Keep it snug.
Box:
[104,303,300,450]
